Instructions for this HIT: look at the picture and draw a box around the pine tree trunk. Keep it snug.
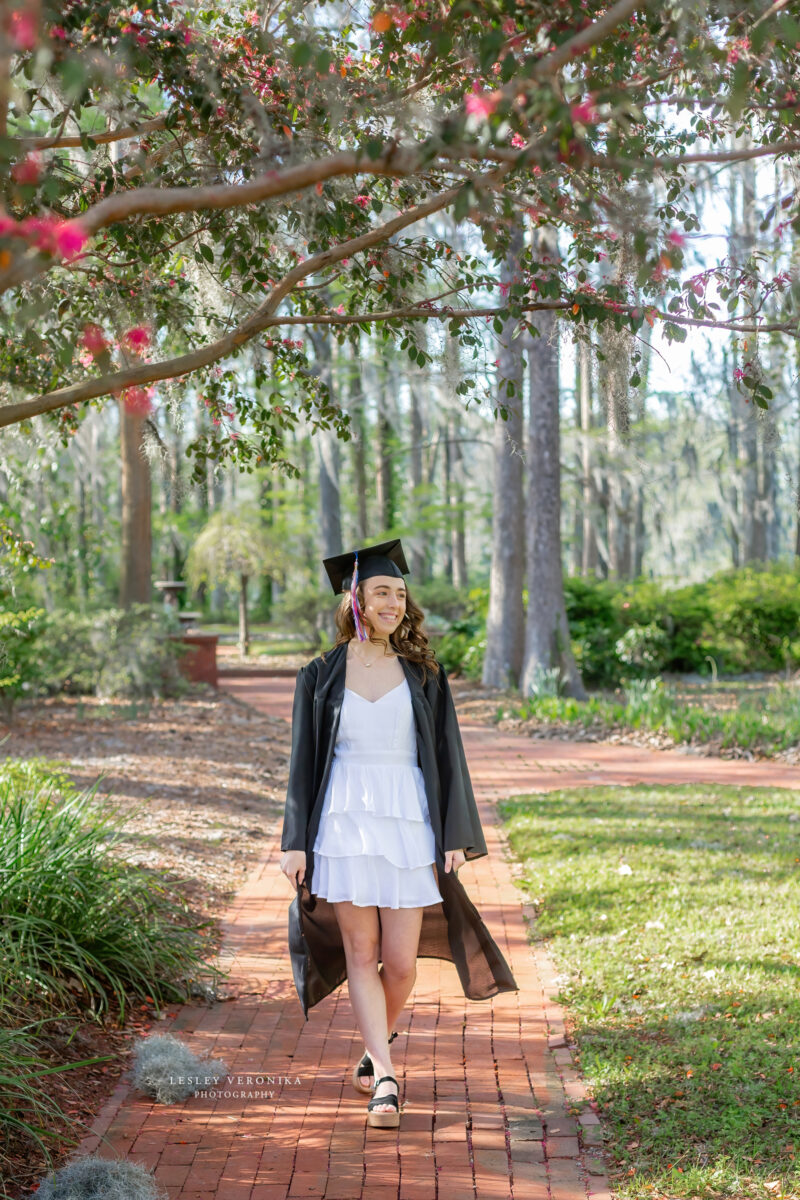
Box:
[409,383,427,581]
[520,227,587,700]
[579,336,599,576]
[599,318,633,577]
[119,401,152,607]
[239,573,250,656]
[349,340,369,543]
[483,226,525,688]
[441,425,453,583]
[449,416,467,588]
[310,331,342,563]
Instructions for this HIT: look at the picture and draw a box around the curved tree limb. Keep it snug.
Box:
[0,160,512,428]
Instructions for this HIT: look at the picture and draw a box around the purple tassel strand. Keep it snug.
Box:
[350,553,368,641]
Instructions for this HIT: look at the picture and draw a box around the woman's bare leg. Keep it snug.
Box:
[334,901,424,1111]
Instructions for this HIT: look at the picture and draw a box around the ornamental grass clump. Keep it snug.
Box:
[129,1033,227,1104]
[0,758,224,1022]
[34,1155,167,1200]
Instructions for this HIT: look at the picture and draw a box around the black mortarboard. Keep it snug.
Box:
[323,538,409,595]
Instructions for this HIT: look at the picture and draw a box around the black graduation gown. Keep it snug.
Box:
[280,640,519,1018]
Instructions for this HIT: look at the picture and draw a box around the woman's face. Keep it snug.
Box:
[360,575,407,637]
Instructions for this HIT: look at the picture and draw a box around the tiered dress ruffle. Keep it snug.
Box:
[311,677,443,909]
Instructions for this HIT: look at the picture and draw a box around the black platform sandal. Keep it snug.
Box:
[352,1030,398,1094]
[366,1074,400,1128]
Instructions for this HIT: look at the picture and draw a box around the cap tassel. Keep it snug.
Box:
[350,552,368,642]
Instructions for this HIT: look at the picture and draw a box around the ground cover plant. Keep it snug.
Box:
[500,783,800,1200]
[498,677,800,758]
[0,756,224,1183]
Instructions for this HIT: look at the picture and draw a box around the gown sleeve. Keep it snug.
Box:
[434,663,488,861]
[281,664,316,852]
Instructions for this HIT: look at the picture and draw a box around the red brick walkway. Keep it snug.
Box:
[76,677,798,1200]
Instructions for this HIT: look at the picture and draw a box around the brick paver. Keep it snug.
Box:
[74,675,799,1199]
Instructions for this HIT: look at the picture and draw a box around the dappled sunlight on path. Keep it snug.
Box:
[76,674,796,1200]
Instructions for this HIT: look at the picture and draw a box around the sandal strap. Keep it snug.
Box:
[356,1052,374,1079]
[367,1076,399,1111]
[373,1075,397,1088]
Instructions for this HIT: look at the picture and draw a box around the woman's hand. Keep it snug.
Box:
[444,849,466,874]
[280,850,307,887]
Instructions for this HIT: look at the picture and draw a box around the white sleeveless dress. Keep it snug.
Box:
[311,676,444,908]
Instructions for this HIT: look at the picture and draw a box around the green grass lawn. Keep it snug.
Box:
[499,784,800,1200]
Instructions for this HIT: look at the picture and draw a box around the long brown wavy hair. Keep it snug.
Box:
[324,580,440,684]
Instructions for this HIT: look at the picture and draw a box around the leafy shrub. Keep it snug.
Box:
[432,565,800,684]
[0,606,45,719]
[564,576,621,685]
[703,565,800,672]
[27,605,189,703]
[434,587,486,677]
[615,622,671,676]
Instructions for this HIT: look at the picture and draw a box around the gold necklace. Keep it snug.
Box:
[350,641,394,668]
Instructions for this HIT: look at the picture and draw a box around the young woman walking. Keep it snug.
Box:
[279,539,517,1128]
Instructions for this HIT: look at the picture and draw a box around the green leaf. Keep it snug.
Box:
[290,42,313,68]
[199,243,214,263]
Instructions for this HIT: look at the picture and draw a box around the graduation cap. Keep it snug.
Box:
[323,539,410,642]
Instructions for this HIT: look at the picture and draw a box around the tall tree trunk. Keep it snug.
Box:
[449,415,467,588]
[578,335,599,576]
[119,400,152,607]
[520,227,587,700]
[238,573,250,656]
[599,318,633,577]
[310,331,342,565]
[632,335,651,577]
[441,424,453,583]
[483,226,525,688]
[77,476,90,605]
[741,151,764,561]
[259,472,274,620]
[570,348,583,575]
[408,383,427,581]
[349,340,369,543]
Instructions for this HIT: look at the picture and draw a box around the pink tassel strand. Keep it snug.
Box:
[350,553,368,641]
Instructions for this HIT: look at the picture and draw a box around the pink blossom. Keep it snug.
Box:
[465,82,501,119]
[54,219,87,259]
[386,4,412,31]
[121,386,155,416]
[18,215,54,250]
[570,99,599,125]
[353,195,370,209]
[498,281,510,298]
[9,10,37,50]
[336,304,345,314]
[81,323,108,357]
[18,214,86,258]
[0,212,18,238]
[667,230,686,248]
[11,153,43,185]
[122,325,151,353]
[510,133,526,148]
[50,26,67,40]
[733,367,744,382]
